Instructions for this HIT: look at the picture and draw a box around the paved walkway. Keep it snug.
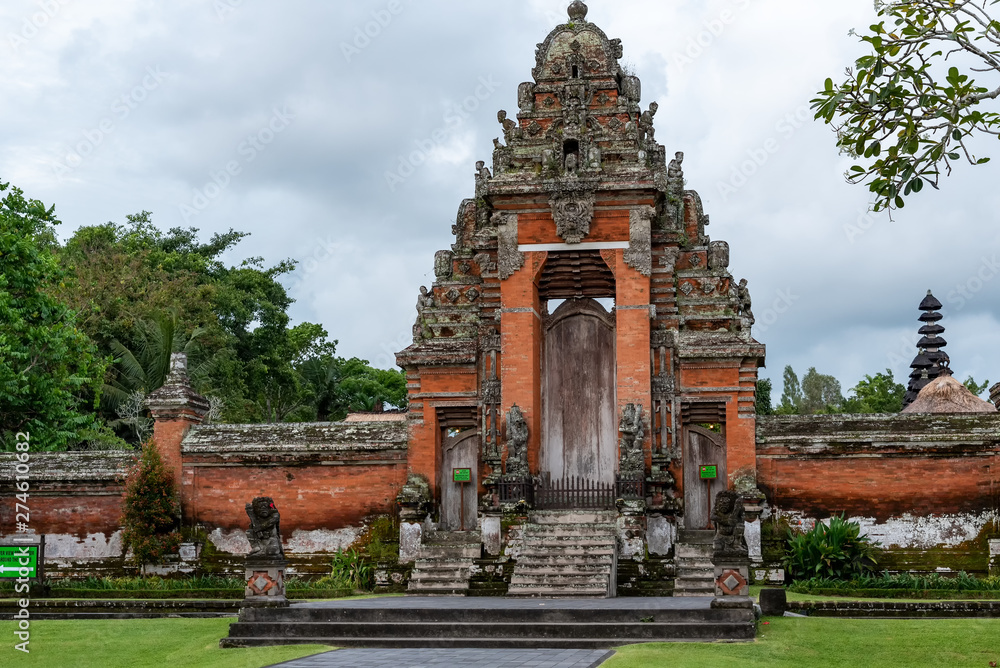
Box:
[266,648,615,668]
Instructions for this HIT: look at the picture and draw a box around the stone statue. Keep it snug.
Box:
[498,110,518,143]
[638,102,658,143]
[618,403,645,474]
[475,160,492,198]
[709,241,730,270]
[736,279,755,326]
[246,497,284,558]
[413,286,435,340]
[565,152,578,174]
[712,490,748,559]
[588,146,602,170]
[504,405,529,478]
[518,82,535,113]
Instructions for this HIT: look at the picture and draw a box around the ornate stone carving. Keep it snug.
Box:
[621,75,641,105]
[498,110,518,143]
[736,279,755,326]
[434,250,454,280]
[495,212,524,280]
[480,328,501,352]
[475,161,491,199]
[652,373,676,399]
[624,205,655,277]
[610,38,624,60]
[680,282,694,296]
[413,286,435,341]
[518,82,535,113]
[690,254,702,268]
[618,403,645,475]
[550,191,596,244]
[701,278,716,295]
[481,378,501,405]
[712,490,748,559]
[660,247,680,271]
[638,102,658,143]
[246,497,284,559]
[527,121,542,136]
[465,287,481,302]
[396,474,432,522]
[504,405,529,478]
[473,252,497,277]
[991,383,1000,410]
[709,241,730,270]
[445,288,461,303]
[650,325,673,349]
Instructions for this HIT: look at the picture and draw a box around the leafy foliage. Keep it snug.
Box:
[0,181,109,451]
[776,366,845,414]
[813,0,1000,212]
[789,571,1000,592]
[120,442,182,570]
[320,548,374,591]
[964,375,991,396]
[843,369,907,413]
[784,515,880,580]
[756,378,774,415]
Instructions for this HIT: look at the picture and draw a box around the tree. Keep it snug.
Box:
[802,368,846,414]
[120,441,181,572]
[776,366,804,414]
[964,376,991,396]
[756,378,774,415]
[843,369,907,413]
[813,1,1000,212]
[0,181,108,451]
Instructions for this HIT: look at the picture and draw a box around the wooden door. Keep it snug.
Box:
[440,429,479,531]
[541,299,617,485]
[683,425,727,530]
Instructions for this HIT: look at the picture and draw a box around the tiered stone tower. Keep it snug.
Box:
[904,291,952,408]
[397,1,765,549]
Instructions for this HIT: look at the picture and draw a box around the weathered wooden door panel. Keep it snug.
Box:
[542,299,617,485]
[440,429,478,531]
[683,425,727,530]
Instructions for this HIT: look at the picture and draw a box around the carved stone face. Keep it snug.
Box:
[717,494,734,515]
[253,498,273,519]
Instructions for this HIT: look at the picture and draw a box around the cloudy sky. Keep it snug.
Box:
[2,0,998,400]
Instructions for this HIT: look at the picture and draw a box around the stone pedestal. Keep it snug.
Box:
[399,521,423,563]
[990,539,1000,576]
[712,557,750,600]
[244,559,289,608]
[481,513,502,557]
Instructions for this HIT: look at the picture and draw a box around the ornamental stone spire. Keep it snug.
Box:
[903,291,952,408]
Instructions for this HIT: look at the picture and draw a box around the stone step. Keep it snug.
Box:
[529,511,618,525]
[514,564,612,576]
[522,537,616,548]
[418,546,481,559]
[678,530,714,544]
[677,545,713,559]
[525,525,616,537]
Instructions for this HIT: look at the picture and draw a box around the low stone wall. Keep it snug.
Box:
[757,414,1000,573]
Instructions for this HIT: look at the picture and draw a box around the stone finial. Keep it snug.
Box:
[990,383,1000,410]
[147,353,210,420]
[568,1,588,21]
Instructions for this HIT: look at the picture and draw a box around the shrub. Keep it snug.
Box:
[789,572,1000,593]
[321,548,373,591]
[120,441,181,572]
[784,515,879,580]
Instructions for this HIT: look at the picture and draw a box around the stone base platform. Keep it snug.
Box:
[220,596,756,649]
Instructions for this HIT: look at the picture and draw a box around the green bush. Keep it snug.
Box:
[120,442,181,571]
[784,515,879,580]
[318,548,373,591]
[789,572,1000,593]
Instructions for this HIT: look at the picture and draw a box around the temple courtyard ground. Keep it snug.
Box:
[3,616,1000,667]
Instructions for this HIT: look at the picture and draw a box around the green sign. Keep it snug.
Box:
[0,546,38,579]
[699,465,718,480]
[453,468,472,483]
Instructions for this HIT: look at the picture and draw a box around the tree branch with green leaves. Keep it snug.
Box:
[813,0,1000,211]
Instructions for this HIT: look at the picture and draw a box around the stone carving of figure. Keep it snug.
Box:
[413,286,435,340]
[518,82,535,113]
[498,110,518,143]
[638,102,658,143]
[504,405,529,478]
[588,146,602,170]
[475,160,492,199]
[668,151,684,180]
[246,496,284,558]
[618,403,645,474]
[709,241,730,270]
[712,490,748,559]
[737,279,755,326]
[565,152,578,174]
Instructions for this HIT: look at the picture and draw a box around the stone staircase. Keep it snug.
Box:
[508,511,617,598]
[674,529,716,597]
[406,531,481,596]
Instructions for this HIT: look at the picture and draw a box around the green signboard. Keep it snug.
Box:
[0,545,39,579]
[699,465,718,480]
[453,468,472,483]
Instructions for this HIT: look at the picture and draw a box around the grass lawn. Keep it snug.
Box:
[0,618,330,668]
[606,617,1000,668]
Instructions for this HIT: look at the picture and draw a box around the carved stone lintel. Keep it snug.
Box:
[652,373,675,399]
[550,191,596,244]
[651,325,674,349]
[495,212,524,280]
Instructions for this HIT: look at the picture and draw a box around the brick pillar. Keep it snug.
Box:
[147,353,209,492]
[613,251,653,455]
[500,252,546,473]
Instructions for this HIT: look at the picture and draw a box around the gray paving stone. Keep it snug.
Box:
[266,648,615,668]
